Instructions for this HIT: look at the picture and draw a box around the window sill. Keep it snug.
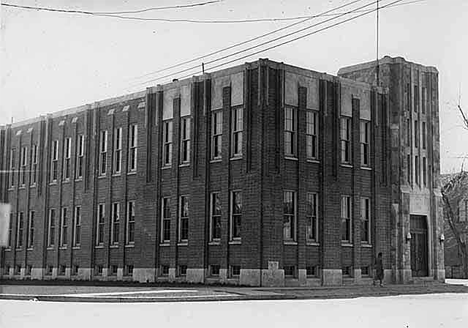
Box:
[159,243,170,247]
[30,184,36,188]
[306,159,320,164]
[284,156,298,161]
[62,179,70,184]
[72,246,81,250]
[283,241,298,245]
[74,178,83,182]
[95,245,104,249]
[59,246,67,250]
[360,166,372,171]
[177,242,188,246]
[49,182,58,186]
[341,243,354,247]
[46,247,55,250]
[230,156,243,161]
[229,240,241,245]
[161,165,172,170]
[179,163,190,168]
[210,159,222,163]
[15,248,22,251]
[208,241,221,246]
[306,242,320,246]
[4,248,11,251]
[361,243,373,248]
[8,188,15,191]
[27,248,33,251]
[340,164,353,168]
[125,244,135,248]
[98,175,107,179]
[127,171,137,175]
[19,186,26,189]
[110,244,119,248]
[112,173,122,178]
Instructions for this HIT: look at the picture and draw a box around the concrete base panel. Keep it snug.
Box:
[117,268,124,280]
[77,268,92,280]
[168,268,177,282]
[219,268,228,283]
[239,269,261,286]
[261,268,283,287]
[186,269,205,283]
[51,268,58,279]
[353,269,362,284]
[322,269,342,286]
[133,268,156,283]
[298,269,307,286]
[31,268,44,280]
[435,269,445,281]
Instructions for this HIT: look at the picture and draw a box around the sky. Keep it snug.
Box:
[0,0,467,173]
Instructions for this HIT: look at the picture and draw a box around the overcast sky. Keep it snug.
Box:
[1,0,467,173]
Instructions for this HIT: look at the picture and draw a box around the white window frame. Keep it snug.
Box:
[360,198,371,244]
[306,192,319,242]
[16,212,24,249]
[210,192,221,241]
[341,196,352,243]
[341,117,351,164]
[48,209,56,247]
[60,207,68,247]
[51,140,59,182]
[161,197,171,243]
[211,111,223,160]
[180,117,191,164]
[99,131,108,176]
[73,206,81,247]
[31,144,38,185]
[230,191,242,240]
[360,120,370,167]
[111,202,120,245]
[231,107,243,157]
[163,121,173,166]
[128,124,137,172]
[20,146,27,186]
[113,127,122,174]
[9,148,15,188]
[126,201,135,244]
[96,204,105,246]
[27,211,34,249]
[283,191,296,242]
[76,134,84,179]
[284,107,297,157]
[179,196,189,242]
[63,138,71,180]
[306,111,318,160]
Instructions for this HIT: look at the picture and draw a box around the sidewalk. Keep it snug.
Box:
[1,280,467,303]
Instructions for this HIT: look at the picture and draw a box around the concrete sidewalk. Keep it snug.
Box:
[1,280,467,303]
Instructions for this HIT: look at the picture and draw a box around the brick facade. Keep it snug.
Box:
[0,56,443,286]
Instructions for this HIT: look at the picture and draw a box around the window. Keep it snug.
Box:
[60,208,68,247]
[231,107,243,157]
[96,204,105,246]
[414,85,419,112]
[341,196,352,243]
[283,191,296,241]
[27,211,34,249]
[284,265,296,277]
[414,120,419,148]
[73,206,81,247]
[126,201,135,244]
[360,121,370,167]
[361,198,371,243]
[407,154,411,184]
[210,193,221,241]
[362,266,370,276]
[161,197,171,243]
[179,196,189,242]
[31,144,38,185]
[341,117,351,164]
[212,111,223,159]
[51,140,59,182]
[306,193,318,242]
[111,202,120,245]
[16,212,24,248]
[415,155,420,185]
[76,135,84,179]
[26,265,32,276]
[284,107,297,157]
[9,148,15,188]
[7,213,13,248]
[163,121,173,166]
[48,209,56,247]
[180,117,191,164]
[59,265,66,276]
[161,265,169,276]
[113,127,122,174]
[231,191,242,240]
[306,111,318,160]
[95,265,103,276]
[210,265,220,276]
[406,83,411,111]
[20,146,27,186]
[423,157,427,187]
[422,87,427,114]
[306,266,317,277]
[99,131,108,176]
[231,265,241,277]
[128,124,138,172]
[179,265,187,276]
[125,265,134,276]
[72,265,79,275]
[63,138,71,180]
[422,122,427,150]
[110,265,118,275]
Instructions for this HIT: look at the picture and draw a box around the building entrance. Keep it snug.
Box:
[410,215,429,277]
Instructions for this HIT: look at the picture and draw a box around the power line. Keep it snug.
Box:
[152,0,407,85]
[136,0,391,86]
[1,1,221,15]
[2,0,425,24]
[131,0,365,80]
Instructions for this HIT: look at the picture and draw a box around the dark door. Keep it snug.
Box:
[410,215,428,277]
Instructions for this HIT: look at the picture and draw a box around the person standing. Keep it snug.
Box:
[374,252,384,287]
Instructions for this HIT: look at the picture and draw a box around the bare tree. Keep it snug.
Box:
[441,172,468,278]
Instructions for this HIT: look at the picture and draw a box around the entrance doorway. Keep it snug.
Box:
[410,215,429,277]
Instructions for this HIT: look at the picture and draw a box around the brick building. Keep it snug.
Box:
[0,56,444,286]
